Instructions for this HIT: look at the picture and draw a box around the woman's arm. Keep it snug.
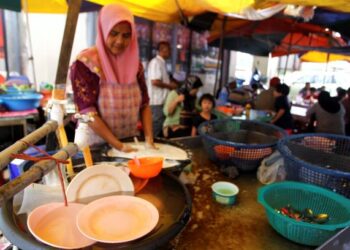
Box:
[271,109,285,124]
[167,94,184,115]
[140,104,155,146]
[191,126,197,137]
[306,104,315,119]
[88,114,122,150]
[70,61,135,152]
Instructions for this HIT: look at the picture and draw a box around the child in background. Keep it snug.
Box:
[271,84,293,131]
[191,94,217,136]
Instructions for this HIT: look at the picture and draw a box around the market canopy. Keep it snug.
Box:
[208,17,347,56]
[309,8,350,40]
[0,0,350,59]
[301,51,350,62]
[1,0,350,22]
[0,0,100,13]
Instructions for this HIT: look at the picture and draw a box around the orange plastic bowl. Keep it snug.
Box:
[128,157,163,179]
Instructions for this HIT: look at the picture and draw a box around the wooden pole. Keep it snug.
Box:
[0,121,58,170]
[0,143,79,207]
[47,0,82,151]
[54,0,83,85]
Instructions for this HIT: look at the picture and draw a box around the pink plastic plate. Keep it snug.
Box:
[66,164,134,204]
[27,202,95,249]
[76,195,159,243]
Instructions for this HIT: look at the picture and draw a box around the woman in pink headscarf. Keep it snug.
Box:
[70,4,154,152]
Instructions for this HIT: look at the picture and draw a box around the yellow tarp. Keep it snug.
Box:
[301,51,350,62]
[21,0,67,13]
[87,0,254,22]
[15,0,350,19]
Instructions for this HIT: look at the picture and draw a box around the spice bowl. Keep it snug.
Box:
[128,157,163,179]
[211,181,239,205]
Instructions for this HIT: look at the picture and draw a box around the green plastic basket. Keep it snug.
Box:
[258,181,350,246]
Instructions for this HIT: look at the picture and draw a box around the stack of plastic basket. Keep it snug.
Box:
[198,119,287,171]
[278,133,350,198]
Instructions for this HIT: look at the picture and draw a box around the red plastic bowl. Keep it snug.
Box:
[128,157,163,179]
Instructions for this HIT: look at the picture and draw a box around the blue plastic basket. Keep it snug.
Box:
[198,119,287,171]
[258,181,350,246]
[0,93,42,111]
[278,133,350,198]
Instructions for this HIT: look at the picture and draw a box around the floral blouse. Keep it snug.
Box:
[70,60,150,114]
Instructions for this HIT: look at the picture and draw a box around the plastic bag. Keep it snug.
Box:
[257,151,286,184]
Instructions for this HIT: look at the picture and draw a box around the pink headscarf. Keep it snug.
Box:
[96,4,139,84]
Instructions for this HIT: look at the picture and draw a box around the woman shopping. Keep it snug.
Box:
[70,4,155,152]
[306,91,345,135]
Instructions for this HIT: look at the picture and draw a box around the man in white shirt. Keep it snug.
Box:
[147,41,177,137]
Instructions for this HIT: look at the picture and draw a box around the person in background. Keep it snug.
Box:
[70,4,155,152]
[250,68,263,88]
[271,84,294,131]
[303,87,318,104]
[163,75,203,138]
[336,87,347,102]
[147,41,177,137]
[226,80,252,105]
[318,86,326,93]
[342,88,350,135]
[191,93,217,136]
[250,83,260,102]
[169,71,186,88]
[216,80,234,105]
[255,76,280,111]
[299,82,311,99]
[306,91,345,135]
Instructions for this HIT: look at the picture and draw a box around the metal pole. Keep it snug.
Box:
[283,32,294,79]
[55,0,83,85]
[171,24,177,72]
[323,52,330,85]
[22,0,37,85]
[0,121,58,170]
[220,50,230,86]
[187,30,193,74]
[0,143,79,207]
[214,16,227,96]
[1,10,10,79]
[149,21,154,61]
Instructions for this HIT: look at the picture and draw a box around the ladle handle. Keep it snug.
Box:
[133,156,141,167]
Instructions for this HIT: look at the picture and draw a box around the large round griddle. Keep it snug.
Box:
[0,171,191,250]
[0,138,192,250]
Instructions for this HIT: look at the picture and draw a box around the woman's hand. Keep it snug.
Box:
[145,142,158,150]
[121,144,138,152]
[177,94,185,103]
[167,93,185,115]
[145,136,158,150]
